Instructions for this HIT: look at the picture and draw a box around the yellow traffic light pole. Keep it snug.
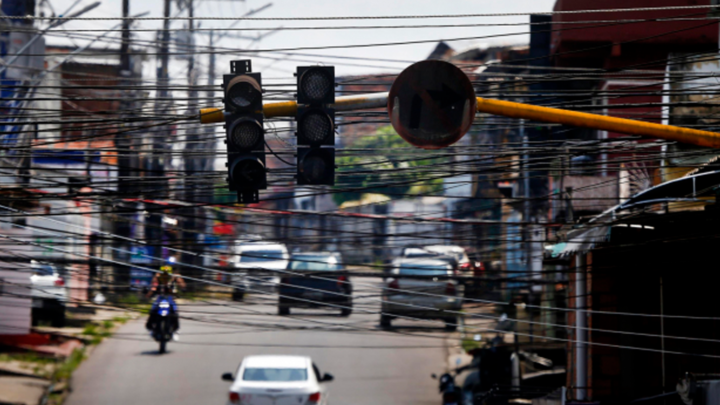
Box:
[200,93,720,148]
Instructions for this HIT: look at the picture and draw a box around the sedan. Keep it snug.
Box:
[380,258,463,331]
[222,355,333,405]
[278,252,352,317]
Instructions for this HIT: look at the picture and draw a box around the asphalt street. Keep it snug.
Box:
[65,278,453,405]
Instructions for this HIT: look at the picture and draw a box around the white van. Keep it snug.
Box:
[231,242,289,301]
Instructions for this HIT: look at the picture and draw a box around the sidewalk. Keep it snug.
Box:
[0,305,136,405]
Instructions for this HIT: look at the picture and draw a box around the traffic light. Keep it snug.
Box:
[223,60,266,203]
[295,66,336,186]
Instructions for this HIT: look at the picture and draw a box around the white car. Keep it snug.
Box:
[231,242,289,301]
[423,245,473,273]
[222,355,333,405]
[29,261,67,327]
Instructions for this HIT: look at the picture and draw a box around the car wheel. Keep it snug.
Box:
[232,289,245,301]
[278,305,290,316]
[380,314,392,329]
[444,318,458,332]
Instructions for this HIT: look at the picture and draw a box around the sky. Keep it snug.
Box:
[40,0,558,81]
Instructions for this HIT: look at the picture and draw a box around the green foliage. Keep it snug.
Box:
[461,338,481,353]
[53,348,85,380]
[334,126,445,206]
[111,316,129,324]
[82,322,113,345]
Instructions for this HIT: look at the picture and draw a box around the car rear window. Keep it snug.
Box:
[242,368,308,382]
[240,250,285,263]
[33,265,56,276]
[397,263,450,276]
[289,256,341,271]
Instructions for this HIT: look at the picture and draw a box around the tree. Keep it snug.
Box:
[334,125,445,206]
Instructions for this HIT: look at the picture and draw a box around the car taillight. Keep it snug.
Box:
[54,278,65,287]
[445,282,456,295]
[308,392,321,404]
[388,279,399,290]
[337,275,347,288]
[460,262,471,270]
[229,392,240,404]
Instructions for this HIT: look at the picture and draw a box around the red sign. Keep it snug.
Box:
[388,60,476,149]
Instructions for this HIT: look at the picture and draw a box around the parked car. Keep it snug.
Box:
[222,355,333,405]
[232,242,289,301]
[278,252,352,316]
[423,245,473,274]
[381,258,462,331]
[29,261,67,327]
[400,247,459,275]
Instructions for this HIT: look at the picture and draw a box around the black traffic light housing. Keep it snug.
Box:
[223,60,266,203]
[295,66,335,185]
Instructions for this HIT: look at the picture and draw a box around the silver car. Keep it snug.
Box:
[231,242,289,301]
[380,258,462,331]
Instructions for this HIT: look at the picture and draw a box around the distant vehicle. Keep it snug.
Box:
[278,252,352,317]
[401,247,460,274]
[381,258,462,331]
[232,242,289,301]
[423,245,473,274]
[29,261,67,327]
[222,355,333,405]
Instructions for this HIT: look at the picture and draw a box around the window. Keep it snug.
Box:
[289,255,341,271]
[242,368,307,382]
[397,263,450,276]
[33,265,55,276]
[240,250,285,263]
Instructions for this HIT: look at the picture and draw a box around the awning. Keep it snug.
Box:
[551,170,720,257]
[552,225,611,258]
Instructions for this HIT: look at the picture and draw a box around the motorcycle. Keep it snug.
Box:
[432,371,463,405]
[150,296,174,353]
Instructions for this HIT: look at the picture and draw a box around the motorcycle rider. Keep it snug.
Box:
[145,264,186,338]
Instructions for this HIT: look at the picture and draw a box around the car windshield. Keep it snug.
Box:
[425,248,466,262]
[242,368,308,382]
[240,250,285,263]
[33,265,55,276]
[289,255,341,271]
[397,263,450,276]
[405,251,438,258]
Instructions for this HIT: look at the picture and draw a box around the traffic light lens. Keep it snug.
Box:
[300,154,328,183]
[231,157,265,188]
[230,119,263,150]
[299,110,334,144]
[226,75,262,110]
[300,69,334,104]
[228,82,259,108]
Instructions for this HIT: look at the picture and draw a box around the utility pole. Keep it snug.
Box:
[181,0,200,288]
[145,0,171,277]
[521,119,534,344]
[575,253,588,401]
[120,0,130,74]
[114,0,134,286]
[204,30,216,175]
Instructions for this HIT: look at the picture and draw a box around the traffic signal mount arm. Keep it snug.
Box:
[200,93,720,149]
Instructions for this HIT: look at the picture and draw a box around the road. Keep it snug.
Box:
[66,278,453,405]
